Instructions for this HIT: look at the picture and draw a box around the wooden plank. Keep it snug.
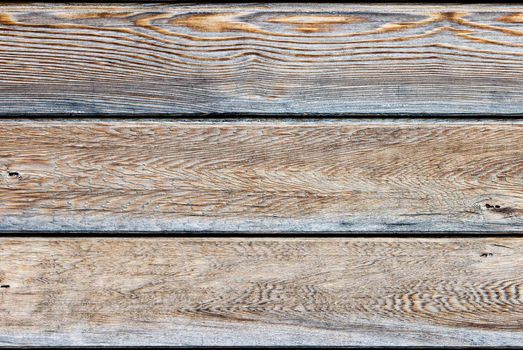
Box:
[0,237,522,346]
[0,3,522,115]
[0,120,521,233]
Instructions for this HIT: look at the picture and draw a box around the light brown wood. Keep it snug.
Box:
[0,237,522,346]
[0,3,522,115]
[0,120,521,232]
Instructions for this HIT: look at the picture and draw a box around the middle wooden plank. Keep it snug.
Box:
[0,120,521,232]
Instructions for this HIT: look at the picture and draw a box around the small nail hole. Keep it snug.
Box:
[8,172,19,177]
[0,285,9,288]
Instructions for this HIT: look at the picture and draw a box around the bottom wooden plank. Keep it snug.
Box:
[0,237,522,346]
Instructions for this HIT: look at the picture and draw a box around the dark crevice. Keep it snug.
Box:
[0,232,521,238]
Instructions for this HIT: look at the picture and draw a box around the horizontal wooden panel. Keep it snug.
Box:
[0,3,522,115]
[0,120,521,232]
[1,237,522,346]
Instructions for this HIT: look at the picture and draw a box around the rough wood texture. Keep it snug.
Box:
[0,237,522,346]
[0,3,522,115]
[0,120,521,232]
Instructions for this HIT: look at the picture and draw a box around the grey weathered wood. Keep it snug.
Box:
[0,3,522,115]
[1,237,522,346]
[0,119,521,233]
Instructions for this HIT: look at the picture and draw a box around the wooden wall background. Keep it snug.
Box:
[0,2,522,347]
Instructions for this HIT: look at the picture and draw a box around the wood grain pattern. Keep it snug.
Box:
[0,237,522,346]
[0,120,521,232]
[0,3,522,115]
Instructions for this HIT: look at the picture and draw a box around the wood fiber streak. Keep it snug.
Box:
[0,121,521,232]
[0,3,522,114]
[0,238,522,346]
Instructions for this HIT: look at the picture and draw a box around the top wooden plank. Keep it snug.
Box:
[0,3,522,116]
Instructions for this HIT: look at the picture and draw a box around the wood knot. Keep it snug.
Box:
[3,170,21,181]
[485,203,518,215]
[485,203,501,209]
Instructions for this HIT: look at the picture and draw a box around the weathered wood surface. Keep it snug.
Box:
[0,237,522,346]
[0,120,521,232]
[0,3,522,115]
